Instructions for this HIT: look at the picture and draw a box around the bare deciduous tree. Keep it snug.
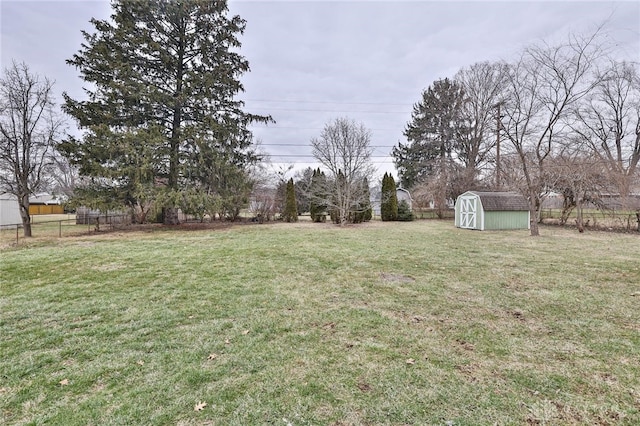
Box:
[501,30,605,236]
[45,152,77,198]
[454,61,509,189]
[0,61,63,236]
[548,140,609,232]
[247,160,291,223]
[572,60,640,205]
[311,117,374,226]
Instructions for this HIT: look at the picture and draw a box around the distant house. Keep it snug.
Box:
[542,192,640,211]
[28,193,65,215]
[0,194,21,228]
[455,191,530,230]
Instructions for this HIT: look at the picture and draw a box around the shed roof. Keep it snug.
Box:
[470,191,529,211]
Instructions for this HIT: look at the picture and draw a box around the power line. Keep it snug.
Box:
[257,143,395,148]
[265,154,393,158]
[248,125,402,131]
[249,107,410,114]
[244,98,410,107]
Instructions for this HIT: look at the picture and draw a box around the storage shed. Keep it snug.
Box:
[455,191,530,230]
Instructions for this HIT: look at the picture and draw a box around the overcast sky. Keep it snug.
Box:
[2,1,639,181]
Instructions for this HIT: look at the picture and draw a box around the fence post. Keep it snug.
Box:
[59,220,62,238]
[16,224,19,245]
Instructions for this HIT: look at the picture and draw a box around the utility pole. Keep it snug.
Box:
[495,102,502,190]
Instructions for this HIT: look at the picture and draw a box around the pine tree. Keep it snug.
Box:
[309,168,319,221]
[388,174,399,221]
[351,177,372,223]
[60,0,271,224]
[362,177,373,222]
[397,200,414,221]
[380,173,390,221]
[391,78,466,189]
[309,168,327,222]
[282,178,298,222]
[381,173,398,221]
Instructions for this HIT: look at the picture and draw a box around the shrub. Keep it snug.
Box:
[397,200,414,221]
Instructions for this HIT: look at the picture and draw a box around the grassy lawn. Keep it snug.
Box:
[1,221,639,425]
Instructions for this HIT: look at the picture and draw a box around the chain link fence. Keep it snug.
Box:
[540,209,640,232]
[0,214,132,246]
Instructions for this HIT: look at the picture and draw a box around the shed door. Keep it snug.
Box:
[459,195,477,229]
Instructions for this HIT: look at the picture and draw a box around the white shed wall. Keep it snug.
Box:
[0,195,21,228]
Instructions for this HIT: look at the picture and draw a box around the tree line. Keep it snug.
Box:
[2,1,636,237]
[392,28,640,235]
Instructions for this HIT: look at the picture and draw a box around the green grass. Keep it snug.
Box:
[1,221,639,425]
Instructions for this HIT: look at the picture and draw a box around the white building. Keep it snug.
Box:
[0,194,21,228]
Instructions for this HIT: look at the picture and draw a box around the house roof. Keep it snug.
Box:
[29,193,64,205]
[470,191,529,211]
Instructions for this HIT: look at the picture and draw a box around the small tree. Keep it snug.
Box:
[380,173,398,221]
[362,177,373,222]
[293,167,314,214]
[311,117,375,226]
[309,168,328,222]
[0,61,63,237]
[350,177,372,223]
[397,200,415,221]
[282,178,298,222]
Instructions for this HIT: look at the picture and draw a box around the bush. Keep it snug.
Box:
[397,200,414,221]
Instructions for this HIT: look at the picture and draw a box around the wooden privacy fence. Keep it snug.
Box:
[28,204,64,215]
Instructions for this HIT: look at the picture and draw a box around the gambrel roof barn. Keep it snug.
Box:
[455,191,530,231]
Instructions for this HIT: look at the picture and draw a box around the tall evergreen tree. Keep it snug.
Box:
[350,177,372,223]
[361,177,372,222]
[380,173,398,221]
[60,0,271,224]
[282,178,298,222]
[309,168,327,222]
[392,78,466,190]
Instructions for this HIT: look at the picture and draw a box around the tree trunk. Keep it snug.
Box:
[529,189,540,236]
[19,195,32,237]
[575,201,585,233]
[163,207,180,225]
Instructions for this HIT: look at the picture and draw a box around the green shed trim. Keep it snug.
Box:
[455,191,530,230]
